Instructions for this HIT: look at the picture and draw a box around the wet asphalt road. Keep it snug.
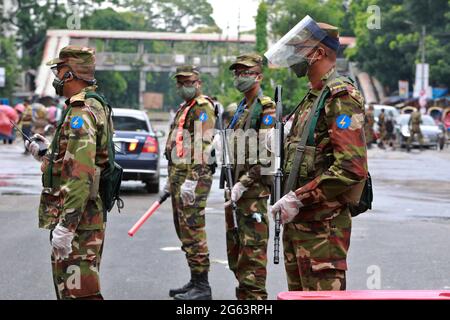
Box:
[1,126,450,300]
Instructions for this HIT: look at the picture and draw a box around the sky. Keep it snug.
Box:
[207,0,260,37]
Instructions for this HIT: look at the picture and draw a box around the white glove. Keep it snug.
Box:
[51,224,75,260]
[264,128,275,153]
[180,179,198,206]
[271,191,304,224]
[231,182,248,203]
[25,134,49,161]
[162,180,171,194]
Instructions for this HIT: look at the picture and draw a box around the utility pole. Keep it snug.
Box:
[420,25,426,93]
[237,7,241,54]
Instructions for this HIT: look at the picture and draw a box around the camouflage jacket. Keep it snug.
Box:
[284,68,368,221]
[228,94,276,199]
[409,111,422,130]
[165,95,216,180]
[39,86,109,231]
[20,105,33,125]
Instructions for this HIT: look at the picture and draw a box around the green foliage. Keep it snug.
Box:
[255,1,268,54]
[0,37,20,100]
[264,0,346,114]
[124,0,218,32]
[83,8,148,31]
[264,67,309,115]
[348,0,450,92]
[270,0,345,38]
[95,71,128,107]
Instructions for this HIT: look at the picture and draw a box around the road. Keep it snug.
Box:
[1,126,450,300]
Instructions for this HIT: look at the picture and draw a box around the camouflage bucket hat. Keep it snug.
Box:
[229,53,263,70]
[46,45,96,81]
[173,65,200,78]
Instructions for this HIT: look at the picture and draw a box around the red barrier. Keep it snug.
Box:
[278,290,450,300]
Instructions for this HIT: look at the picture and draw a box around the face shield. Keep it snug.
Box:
[264,15,327,68]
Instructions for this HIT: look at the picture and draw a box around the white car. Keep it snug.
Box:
[396,114,443,149]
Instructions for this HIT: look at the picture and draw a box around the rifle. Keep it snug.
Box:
[272,85,284,264]
[216,106,238,231]
[10,120,47,157]
[128,192,170,236]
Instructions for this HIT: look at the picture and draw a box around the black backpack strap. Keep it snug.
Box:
[85,92,115,168]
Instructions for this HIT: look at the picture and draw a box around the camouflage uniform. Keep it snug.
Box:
[40,46,109,300]
[378,111,386,146]
[364,108,375,148]
[407,110,424,149]
[19,102,33,151]
[165,66,216,276]
[226,54,275,300]
[31,103,49,135]
[281,23,368,291]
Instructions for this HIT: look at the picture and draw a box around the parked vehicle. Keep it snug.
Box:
[396,114,443,150]
[112,108,164,193]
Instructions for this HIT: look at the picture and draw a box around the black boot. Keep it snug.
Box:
[169,272,195,297]
[173,272,212,300]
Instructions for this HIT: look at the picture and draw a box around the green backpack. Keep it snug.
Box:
[85,92,124,215]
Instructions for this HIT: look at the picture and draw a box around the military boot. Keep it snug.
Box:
[173,272,212,300]
[169,271,195,297]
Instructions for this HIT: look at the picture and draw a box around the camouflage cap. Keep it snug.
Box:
[173,65,200,78]
[229,53,263,70]
[46,45,96,81]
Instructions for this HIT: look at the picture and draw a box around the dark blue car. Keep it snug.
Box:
[112,108,163,193]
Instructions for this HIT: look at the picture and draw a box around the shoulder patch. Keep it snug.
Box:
[262,114,273,126]
[336,114,351,129]
[70,116,84,129]
[199,111,208,122]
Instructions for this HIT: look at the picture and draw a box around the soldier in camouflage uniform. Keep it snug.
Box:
[26,46,109,299]
[364,104,375,149]
[164,66,216,300]
[225,53,275,300]
[266,18,368,291]
[18,99,33,154]
[378,108,386,149]
[407,110,424,152]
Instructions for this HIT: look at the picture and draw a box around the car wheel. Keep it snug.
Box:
[145,181,159,194]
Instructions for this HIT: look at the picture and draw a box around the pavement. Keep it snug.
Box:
[1,129,450,300]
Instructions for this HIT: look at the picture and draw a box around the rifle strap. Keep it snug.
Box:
[44,105,72,188]
[283,70,338,195]
[234,90,263,183]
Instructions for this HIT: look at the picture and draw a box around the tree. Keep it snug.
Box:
[0,37,20,100]
[347,0,450,92]
[255,1,268,54]
[264,0,348,114]
[0,0,108,70]
[124,0,218,33]
[269,0,346,38]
